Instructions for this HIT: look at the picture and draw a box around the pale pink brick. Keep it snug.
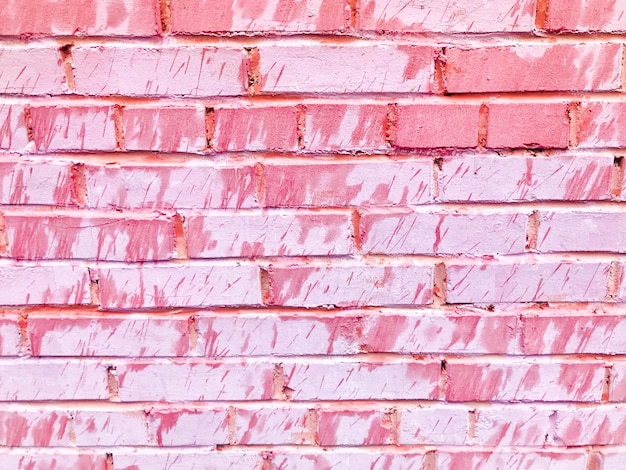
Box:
[213,106,298,152]
[29,315,191,357]
[447,260,610,304]
[0,317,20,356]
[97,263,262,310]
[361,312,517,354]
[269,263,432,307]
[545,0,626,32]
[446,360,605,402]
[0,409,72,446]
[84,162,257,209]
[439,154,614,202]
[304,104,388,152]
[0,452,107,470]
[198,313,360,357]
[72,46,246,97]
[273,451,425,469]
[281,360,440,400]
[0,47,66,95]
[0,0,160,36]
[474,406,553,446]
[487,102,569,149]
[578,102,626,148]
[4,212,176,261]
[361,209,526,255]
[0,361,108,400]
[236,407,312,445]
[318,409,392,446]
[437,450,587,470]
[599,450,626,469]
[30,106,116,152]
[124,107,206,153]
[554,405,626,445]
[447,44,622,93]
[187,210,354,258]
[147,408,229,445]
[264,159,431,207]
[171,0,347,32]
[609,362,626,401]
[0,263,90,305]
[73,410,148,446]
[395,104,480,148]
[359,0,536,32]
[114,451,262,469]
[398,406,468,445]
[0,104,28,150]
[0,159,75,206]
[259,45,435,94]
[115,361,274,401]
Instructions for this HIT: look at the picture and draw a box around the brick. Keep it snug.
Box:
[72,410,148,446]
[264,159,431,207]
[146,407,229,446]
[446,360,605,402]
[0,361,108,400]
[447,44,622,93]
[198,313,361,357]
[272,451,425,470]
[0,263,90,306]
[0,452,107,470]
[0,0,159,36]
[0,104,28,150]
[171,0,347,32]
[281,360,441,400]
[553,405,626,445]
[28,315,191,357]
[30,106,117,152]
[269,263,433,307]
[0,159,76,206]
[186,210,354,258]
[304,104,388,152]
[395,104,480,148]
[97,263,262,310]
[4,211,176,261]
[114,451,262,469]
[439,154,614,202]
[258,45,435,94]
[123,106,206,153]
[487,102,569,149]
[447,260,610,304]
[0,409,72,446]
[609,362,626,401]
[318,409,392,445]
[578,101,626,148]
[474,405,553,446]
[437,450,587,470]
[361,311,518,355]
[115,360,274,401]
[361,209,526,255]
[545,0,626,32]
[84,162,258,209]
[213,106,298,152]
[359,0,537,32]
[0,47,66,95]
[600,450,626,469]
[236,407,312,445]
[398,406,468,445]
[72,46,246,97]
[0,316,20,356]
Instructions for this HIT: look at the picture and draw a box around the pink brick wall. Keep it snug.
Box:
[1,0,626,469]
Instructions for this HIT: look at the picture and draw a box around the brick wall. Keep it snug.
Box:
[1,0,626,468]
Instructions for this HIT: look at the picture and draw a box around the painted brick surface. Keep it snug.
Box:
[2,0,626,468]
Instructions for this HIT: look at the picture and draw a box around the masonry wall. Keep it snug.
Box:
[1,0,626,468]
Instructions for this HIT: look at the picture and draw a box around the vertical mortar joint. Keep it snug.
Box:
[434,48,448,95]
[478,103,490,149]
[525,210,541,251]
[245,47,261,95]
[59,44,76,91]
[159,0,172,35]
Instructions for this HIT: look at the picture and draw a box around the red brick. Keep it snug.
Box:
[487,102,569,149]
[0,452,107,470]
[0,47,66,95]
[447,44,622,93]
[318,409,392,445]
[146,407,229,445]
[73,410,148,446]
[398,406,468,445]
[0,104,28,150]
[236,407,313,444]
[545,0,626,32]
[395,104,480,148]
[437,450,587,470]
[0,409,72,446]
[273,451,425,470]
[578,101,626,148]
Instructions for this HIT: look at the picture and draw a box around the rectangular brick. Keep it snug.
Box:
[273,451,425,470]
[474,405,553,446]
[0,104,27,150]
[578,101,626,148]
[0,159,76,206]
[146,407,229,446]
[544,0,626,32]
[398,406,468,445]
[319,409,393,445]
[236,407,313,445]
[0,452,107,470]
[0,408,72,446]
[186,210,354,258]
[609,362,626,401]
[600,450,626,469]
[437,450,587,470]
[73,410,149,446]
[0,316,19,356]
[0,47,66,95]
[72,46,246,97]
[553,405,626,445]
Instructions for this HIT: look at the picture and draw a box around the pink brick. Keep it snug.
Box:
[474,406,553,446]
[84,162,258,209]
[0,159,76,206]
[73,410,148,446]
[30,106,117,152]
[0,361,108,400]
[554,405,626,445]
[213,106,298,152]
[114,451,262,469]
[4,212,176,261]
[236,407,312,445]
[115,360,274,401]
[124,107,206,153]
[72,46,246,97]
[600,450,626,469]
[273,451,425,470]
[269,263,433,307]
[395,104,480,148]
[0,104,28,150]
[361,209,526,255]
[97,263,261,310]
[0,452,107,470]
[487,102,569,149]
[437,450,587,470]
[187,210,354,258]
[282,360,440,400]
[259,45,435,94]
[0,316,20,356]
[0,0,159,36]
[545,0,626,32]
[447,260,610,304]
[446,360,605,402]
[0,263,90,306]
[171,0,347,32]
[263,159,431,207]
[578,101,626,148]
[447,44,622,93]
[361,311,518,355]
[439,154,614,202]
[0,409,72,446]
[398,406,468,445]
[359,0,536,32]
[609,362,626,401]
[28,315,191,357]
[304,104,388,152]
[198,313,361,357]
[0,47,66,95]
[318,409,392,445]
[147,407,229,445]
